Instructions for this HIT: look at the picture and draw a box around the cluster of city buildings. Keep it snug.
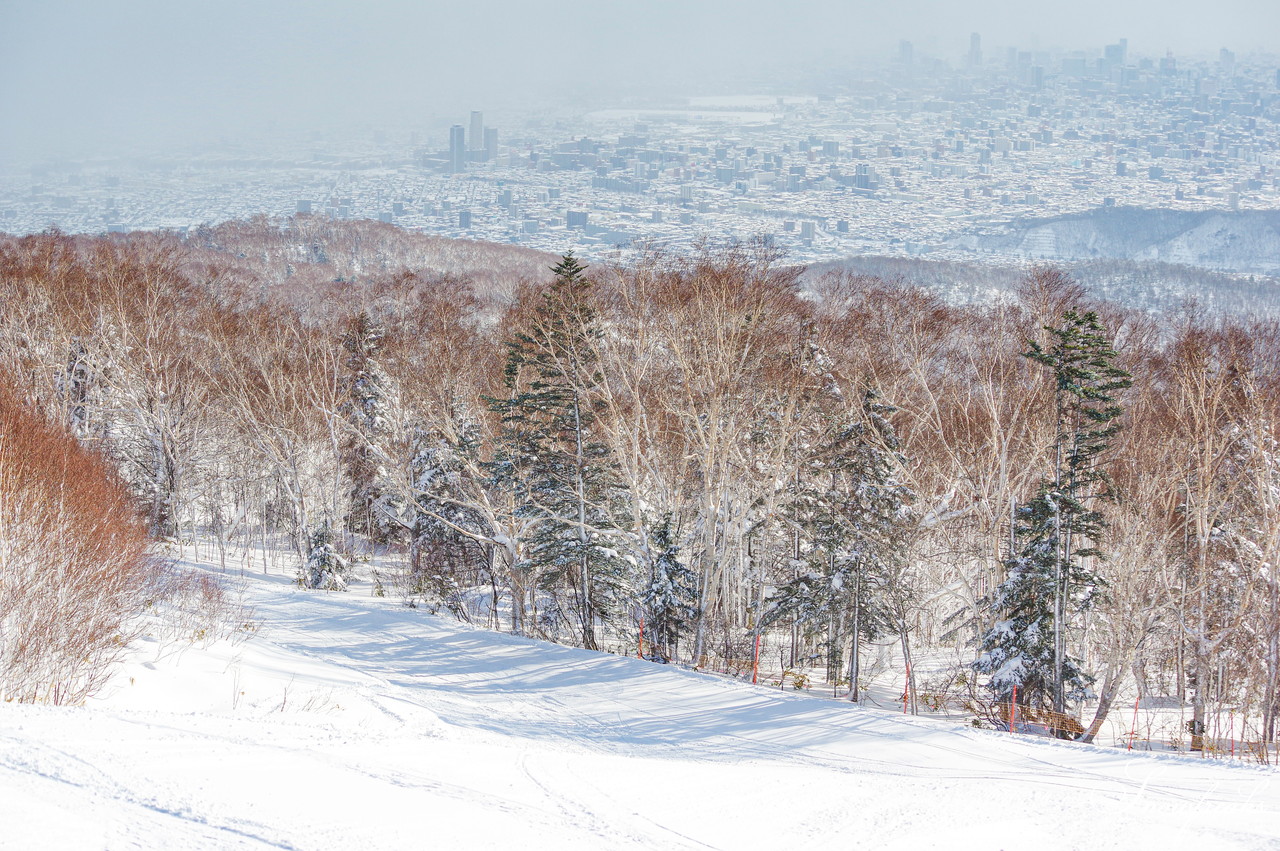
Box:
[3,39,1278,265]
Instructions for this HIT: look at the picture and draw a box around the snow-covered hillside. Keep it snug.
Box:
[967,207,1280,276]
[2,565,1277,851]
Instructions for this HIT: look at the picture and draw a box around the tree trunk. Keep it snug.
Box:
[1265,584,1280,744]
[1131,654,1148,700]
[900,626,916,715]
[572,396,597,651]
[1079,662,1124,743]
[1191,577,1209,752]
[487,547,500,631]
[849,572,861,703]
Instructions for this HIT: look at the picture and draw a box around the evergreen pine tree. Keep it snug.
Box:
[303,522,351,591]
[975,487,1092,711]
[340,311,391,538]
[975,309,1132,718]
[487,254,632,649]
[404,411,489,609]
[640,514,699,663]
[766,387,914,697]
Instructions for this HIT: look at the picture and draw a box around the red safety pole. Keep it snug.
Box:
[752,633,761,684]
[902,663,910,714]
[1129,696,1140,751]
[1010,685,1017,734]
[1230,709,1235,760]
[638,617,645,659]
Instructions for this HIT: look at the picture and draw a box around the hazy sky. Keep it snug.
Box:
[3,0,1278,163]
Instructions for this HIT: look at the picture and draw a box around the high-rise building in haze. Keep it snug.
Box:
[898,40,914,65]
[1104,39,1128,67]
[969,33,982,67]
[483,127,498,162]
[449,125,466,174]
[1219,48,1236,76]
[469,111,483,152]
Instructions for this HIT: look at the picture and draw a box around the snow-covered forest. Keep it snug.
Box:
[2,217,1278,751]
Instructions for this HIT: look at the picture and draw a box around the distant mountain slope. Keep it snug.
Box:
[806,253,1280,317]
[965,207,1280,275]
[184,215,559,309]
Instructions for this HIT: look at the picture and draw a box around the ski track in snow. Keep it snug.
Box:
[2,564,1279,850]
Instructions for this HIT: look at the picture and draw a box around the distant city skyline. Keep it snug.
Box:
[2,0,1278,163]
[5,42,1276,278]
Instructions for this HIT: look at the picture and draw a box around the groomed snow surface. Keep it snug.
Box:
[3,562,1278,851]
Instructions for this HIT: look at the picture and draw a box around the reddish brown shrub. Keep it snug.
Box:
[0,385,155,704]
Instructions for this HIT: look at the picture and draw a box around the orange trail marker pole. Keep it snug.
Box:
[903,663,911,714]
[752,633,761,684]
[1010,686,1017,734]
[1230,709,1235,759]
[1129,696,1140,751]
[638,618,645,660]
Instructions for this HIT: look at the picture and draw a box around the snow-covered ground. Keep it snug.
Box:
[3,563,1278,850]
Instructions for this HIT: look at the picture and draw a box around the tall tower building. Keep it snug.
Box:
[969,32,982,67]
[1104,39,1128,67]
[469,111,483,152]
[483,127,498,162]
[449,125,466,174]
[1219,48,1236,76]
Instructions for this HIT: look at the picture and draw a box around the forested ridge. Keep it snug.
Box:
[1,217,1277,750]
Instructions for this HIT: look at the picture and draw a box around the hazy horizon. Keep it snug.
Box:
[3,0,1279,163]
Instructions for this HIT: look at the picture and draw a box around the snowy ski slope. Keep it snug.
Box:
[1,564,1277,850]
